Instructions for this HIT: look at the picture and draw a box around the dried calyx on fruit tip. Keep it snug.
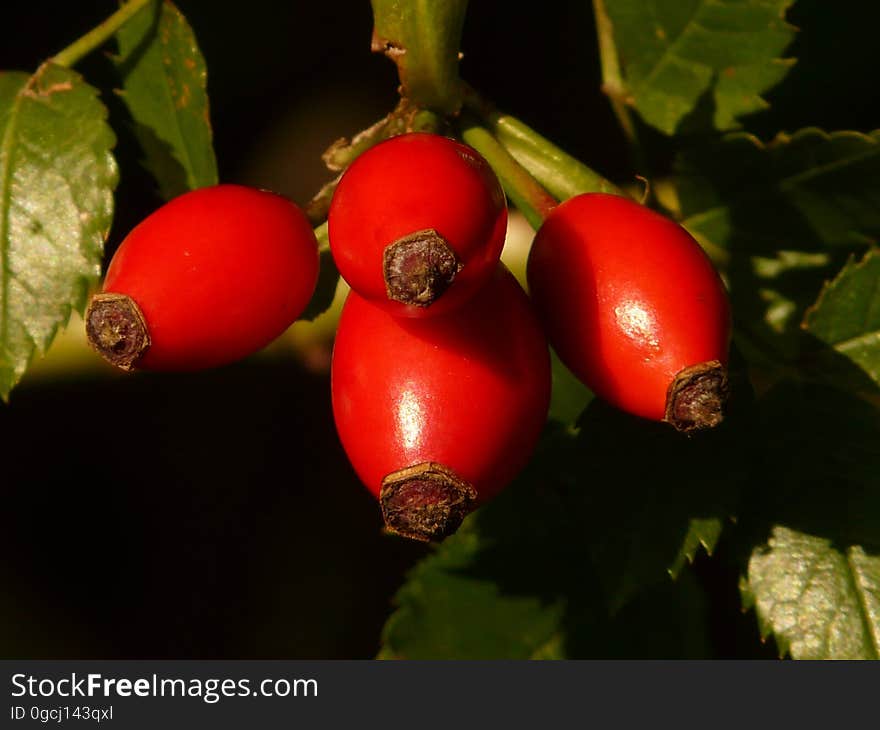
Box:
[380,462,478,542]
[85,293,151,371]
[664,360,729,433]
[383,229,462,306]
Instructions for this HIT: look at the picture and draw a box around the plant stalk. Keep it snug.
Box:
[458,116,557,230]
[463,87,620,201]
[323,102,442,173]
[592,0,644,170]
[53,0,154,68]
[314,222,329,253]
[370,0,469,114]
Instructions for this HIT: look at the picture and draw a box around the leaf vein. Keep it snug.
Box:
[826,330,880,355]
[0,80,27,360]
[778,144,880,192]
[632,4,707,95]
[683,133,880,235]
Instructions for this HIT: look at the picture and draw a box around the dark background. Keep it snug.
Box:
[1,0,877,658]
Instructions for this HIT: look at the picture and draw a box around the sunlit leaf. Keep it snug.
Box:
[803,249,880,391]
[678,129,880,254]
[0,63,117,399]
[604,0,796,134]
[742,526,880,659]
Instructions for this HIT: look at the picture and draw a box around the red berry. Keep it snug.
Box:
[331,266,551,541]
[328,133,507,317]
[527,193,731,431]
[86,184,319,371]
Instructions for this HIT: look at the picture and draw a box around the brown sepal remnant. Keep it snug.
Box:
[664,360,729,433]
[383,229,461,306]
[370,29,405,60]
[380,462,478,542]
[85,293,151,371]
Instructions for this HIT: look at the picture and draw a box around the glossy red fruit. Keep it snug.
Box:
[328,132,507,317]
[527,193,731,431]
[86,184,319,371]
[331,266,551,541]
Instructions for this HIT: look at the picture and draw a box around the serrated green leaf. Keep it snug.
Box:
[726,248,845,371]
[383,545,713,659]
[754,381,880,545]
[670,518,723,579]
[380,427,598,659]
[114,0,217,199]
[679,129,880,254]
[736,380,880,658]
[380,421,716,658]
[574,388,748,612]
[609,569,712,658]
[0,63,117,400]
[676,129,880,369]
[742,526,880,659]
[802,249,880,390]
[604,0,796,134]
[381,528,572,660]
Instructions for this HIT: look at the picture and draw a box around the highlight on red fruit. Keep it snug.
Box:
[328,132,508,317]
[331,265,551,542]
[526,193,731,432]
[85,184,319,372]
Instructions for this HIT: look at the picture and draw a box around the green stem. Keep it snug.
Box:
[323,114,398,173]
[53,0,154,68]
[323,102,442,172]
[313,103,444,225]
[305,175,342,227]
[458,116,557,230]
[463,87,621,201]
[592,0,644,171]
[370,0,469,114]
[314,222,329,253]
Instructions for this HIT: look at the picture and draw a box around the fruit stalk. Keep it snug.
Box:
[592,0,643,169]
[53,0,154,68]
[463,86,621,201]
[370,0,469,115]
[458,117,557,231]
